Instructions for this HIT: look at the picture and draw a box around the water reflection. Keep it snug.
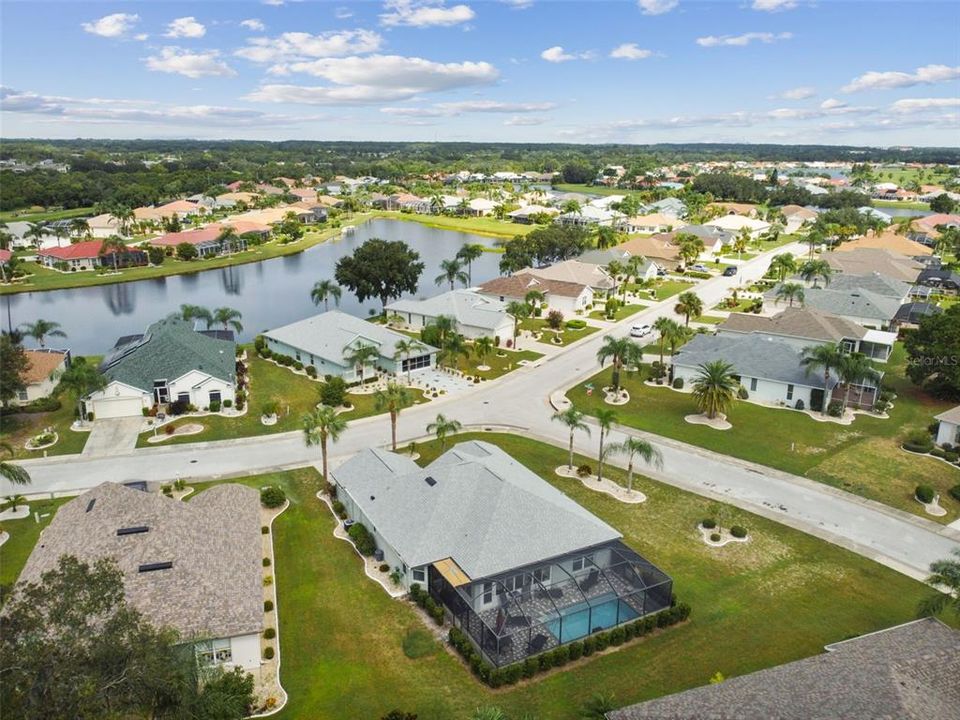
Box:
[102,283,136,315]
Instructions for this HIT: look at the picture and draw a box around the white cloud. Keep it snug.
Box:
[820,98,846,109]
[842,64,960,93]
[263,0,286,5]
[504,115,547,126]
[610,43,653,60]
[236,30,383,63]
[381,100,555,116]
[696,31,792,47]
[540,46,593,63]
[81,13,139,38]
[335,7,354,18]
[500,0,534,8]
[165,17,206,39]
[752,0,797,11]
[890,97,960,114]
[241,19,266,32]
[145,47,237,78]
[134,33,149,42]
[637,0,678,15]
[776,86,816,100]
[380,0,475,28]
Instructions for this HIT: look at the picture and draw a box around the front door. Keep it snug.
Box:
[810,388,824,413]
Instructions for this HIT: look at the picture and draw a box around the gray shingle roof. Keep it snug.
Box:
[386,290,512,331]
[609,618,960,720]
[720,307,867,343]
[18,482,263,640]
[765,285,902,322]
[674,333,837,390]
[824,272,911,299]
[935,405,960,424]
[100,316,236,391]
[332,441,621,581]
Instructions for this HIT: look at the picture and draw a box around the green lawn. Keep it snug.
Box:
[873,166,952,187]
[372,211,535,239]
[650,280,696,301]
[588,303,648,322]
[0,387,90,460]
[570,345,959,523]
[0,496,72,596]
[519,318,600,346]
[713,297,758,313]
[693,315,725,325]
[453,346,544,380]
[551,183,627,197]
[872,200,931,211]
[0,206,95,223]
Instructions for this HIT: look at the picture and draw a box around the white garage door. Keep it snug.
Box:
[92,396,143,419]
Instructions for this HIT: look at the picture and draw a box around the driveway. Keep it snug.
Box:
[82,417,144,457]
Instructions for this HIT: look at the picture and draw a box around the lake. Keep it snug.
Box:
[3,219,506,355]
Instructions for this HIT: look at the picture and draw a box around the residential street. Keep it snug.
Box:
[9,242,959,581]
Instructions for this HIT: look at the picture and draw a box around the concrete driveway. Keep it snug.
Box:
[82,417,144,457]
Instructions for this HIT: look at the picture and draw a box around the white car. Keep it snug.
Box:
[690,264,710,273]
[630,323,652,338]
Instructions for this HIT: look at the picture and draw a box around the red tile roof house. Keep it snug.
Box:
[38,240,147,272]
[150,223,257,257]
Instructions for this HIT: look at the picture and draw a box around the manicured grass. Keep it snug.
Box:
[237,435,943,719]
[0,497,71,593]
[0,206,95,223]
[693,315,725,325]
[551,183,626,197]
[713,298,758,313]
[874,167,952,187]
[452,346,543,380]
[588,303,648,322]
[570,345,958,522]
[872,200,931,211]
[372,211,535,239]
[519,318,600,346]
[651,280,696,301]
[0,391,90,459]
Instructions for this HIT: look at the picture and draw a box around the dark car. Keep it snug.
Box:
[722,266,738,277]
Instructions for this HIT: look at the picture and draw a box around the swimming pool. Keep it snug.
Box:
[543,593,639,644]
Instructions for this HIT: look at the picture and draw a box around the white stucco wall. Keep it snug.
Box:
[673,364,817,409]
[937,420,960,447]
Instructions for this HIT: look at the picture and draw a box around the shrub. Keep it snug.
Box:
[378,563,390,573]
[522,657,538,678]
[945,452,959,463]
[347,522,377,556]
[949,484,960,502]
[263,647,274,660]
[650,361,667,379]
[263,576,273,586]
[263,627,276,639]
[730,525,748,538]
[320,376,348,407]
[672,377,684,389]
[264,599,273,611]
[262,557,271,567]
[701,518,716,529]
[306,366,317,378]
[547,309,565,330]
[261,525,269,534]
[794,399,805,411]
[260,486,286,508]
[609,626,626,646]
[565,318,587,330]
[931,447,947,459]
[209,400,221,413]
[293,360,304,371]
[582,636,595,656]
[710,532,721,542]
[576,463,592,478]
[223,399,233,408]
[568,641,584,661]
[331,499,347,518]
[254,335,267,352]
[737,386,749,400]
[827,400,843,417]
[915,485,935,504]
[165,424,175,436]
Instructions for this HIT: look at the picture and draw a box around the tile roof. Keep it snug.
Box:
[23,349,68,384]
[477,272,591,299]
[18,482,263,640]
[824,249,922,283]
[151,226,223,247]
[615,234,681,262]
[779,204,819,219]
[386,290,512,331]
[719,307,867,343]
[39,240,122,260]
[520,260,617,290]
[836,230,933,257]
[610,618,960,720]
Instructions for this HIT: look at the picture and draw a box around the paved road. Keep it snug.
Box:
[9,242,958,580]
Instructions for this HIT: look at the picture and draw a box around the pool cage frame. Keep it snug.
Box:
[429,540,672,667]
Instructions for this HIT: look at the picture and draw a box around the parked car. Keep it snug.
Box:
[630,323,652,337]
[690,264,710,273]
[722,266,738,277]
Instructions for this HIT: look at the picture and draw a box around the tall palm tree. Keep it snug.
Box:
[653,317,681,366]
[775,282,805,308]
[393,338,425,384]
[551,407,590,471]
[799,259,833,288]
[109,206,135,236]
[674,291,703,326]
[595,408,618,482]
[836,352,881,414]
[505,301,529,344]
[473,336,495,367]
[430,314,456,346]
[20,319,66,348]
[804,229,824,258]
[769,252,797,282]
[456,243,485,285]
[216,226,239,254]
[691,360,739,420]
[99,236,128,273]
[608,436,663,492]
[801,343,844,415]
[596,335,637,392]
[626,254,647,284]
[0,443,30,486]
[343,342,380,385]
[435,258,469,290]
[429,194,445,215]
[732,233,749,256]
[427,413,462,451]
[524,289,545,312]
[311,279,342,311]
[302,405,348,483]
[917,548,960,620]
[24,221,48,251]
[56,360,107,425]
[69,217,90,240]
[677,234,705,268]
[374,382,413,451]
[439,333,469,370]
[179,304,213,327]
[212,307,243,333]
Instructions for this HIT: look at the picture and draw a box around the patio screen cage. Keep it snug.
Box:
[429,540,672,667]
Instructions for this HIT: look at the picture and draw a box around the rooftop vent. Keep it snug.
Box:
[424,476,437,487]
[138,562,173,573]
[86,499,96,513]
[117,526,149,536]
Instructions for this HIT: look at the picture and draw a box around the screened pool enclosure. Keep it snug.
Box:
[429,540,672,667]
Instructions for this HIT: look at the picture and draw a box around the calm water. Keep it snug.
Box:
[3,219,504,355]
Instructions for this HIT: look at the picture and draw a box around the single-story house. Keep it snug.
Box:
[780,205,818,233]
[477,273,594,316]
[857,206,893,224]
[909,213,960,245]
[935,406,960,447]
[151,225,248,256]
[85,213,125,238]
[918,266,960,292]
[262,310,438,381]
[86,316,237,418]
[824,248,923,283]
[577,248,659,281]
[380,193,431,214]
[610,618,959,720]
[16,482,263,670]
[520,259,617,293]
[614,234,683,270]
[707,202,759,218]
[386,290,514,344]
[508,205,558,224]
[465,198,498,217]
[704,214,771,239]
[332,441,673,667]
[12,348,70,405]
[643,197,687,218]
[38,240,147,271]
[822,272,912,303]
[214,191,259,209]
[555,206,624,228]
[624,213,687,234]
[835,229,933,257]
[672,225,730,254]
[765,283,902,330]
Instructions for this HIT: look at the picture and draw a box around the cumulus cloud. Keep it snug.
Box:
[145,47,237,78]
[504,115,547,126]
[820,98,846,109]
[540,46,593,63]
[610,43,653,60]
[241,19,266,32]
[752,0,797,11]
[842,64,960,93]
[500,0,534,8]
[697,31,792,47]
[775,86,816,100]
[380,0,475,28]
[335,6,354,18]
[381,99,555,116]
[81,13,139,38]
[890,97,960,114]
[637,0,678,15]
[164,16,206,39]
[236,29,383,63]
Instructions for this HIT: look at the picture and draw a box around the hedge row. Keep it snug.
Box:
[347,522,376,556]
[409,584,444,626]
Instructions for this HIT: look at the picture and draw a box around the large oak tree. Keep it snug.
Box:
[334,238,424,312]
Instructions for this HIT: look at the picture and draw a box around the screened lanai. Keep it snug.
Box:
[429,540,672,667]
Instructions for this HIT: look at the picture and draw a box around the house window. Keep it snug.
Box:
[412,568,426,583]
[786,384,794,401]
[196,638,232,666]
[533,566,551,583]
[209,391,221,404]
[17,390,28,401]
[402,354,431,372]
[177,393,190,404]
[482,582,494,604]
[841,340,855,353]
[572,555,594,572]
[749,378,758,392]
[295,352,301,361]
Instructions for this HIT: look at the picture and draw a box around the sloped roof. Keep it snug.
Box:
[18,482,262,640]
[520,260,617,290]
[767,284,902,322]
[610,618,960,720]
[935,405,960,424]
[615,234,681,262]
[332,441,621,580]
[477,273,590,299]
[780,204,819,219]
[824,249,922,283]
[387,290,512,331]
[825,272,912,299]
[23,349,68,384]
[705,215,771,233]
[39,240,127,260]
[720,307,867,343]
[836,230,933,257]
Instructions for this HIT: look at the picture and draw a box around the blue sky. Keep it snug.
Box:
[1,0,958,146]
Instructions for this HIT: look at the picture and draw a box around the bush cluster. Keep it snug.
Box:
[347,522,376,556]
[730,525,748,539]
[950,484,960,502]
[915,485,935,504]
[701,518,716,529]
[320,377,348,407]
[737,386,749,400]
[331,499,347,519]
[576,464,592,478]
[409,584,445,626]
[826,400,844,417]
[565,319,587,330]
[672,377,684,389]
[263,647,274,660]
[260,486,286,508]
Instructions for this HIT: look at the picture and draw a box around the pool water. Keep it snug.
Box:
[543,593,639,643]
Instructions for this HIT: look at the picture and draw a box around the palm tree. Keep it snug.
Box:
[302,405,348,482]
[212,307,243,333]
[769,252,797,282]
[676,234,705,268]
[429,194,445,215]
[20,319,66,348]
[456,243,485,285]
[595,408,618,482]
[524,289,545,312]
[552,407,591,471]
[836,352,881,414]
[561,199,581,215]
[917,548,960,620]
[732,232,749,256]
[596,335,637,392]
[0,443,30,486]
[24,221,48,251]
[653,317,681,366]
[69,217,90,240]
[2,493,28,511]
[596,225,618,249]
[775,282,805,307]
[435,258,469,290]
[691,360,739,420]
[505,301,529,344]
[608,436,663,492]
[801,343,844,415]
[804,229,824,258]
[109,206,135,236]
[799,259,833,288]
[180,304,213,327]
[56,360,107,426]
[99,236,127,273]
[473,336,495,368]
[311,279,342,311]
[374,382,413,451]
[216,226,239,254]
[439,333,469,370]
[626,254,647,284]
[674,291,703,326]
[393,338,425,384]
[427,413,462,451]
[343,342,380,385]
[430,314,456,345]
